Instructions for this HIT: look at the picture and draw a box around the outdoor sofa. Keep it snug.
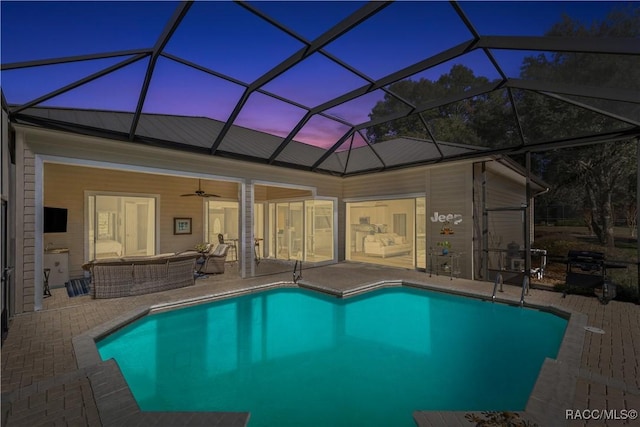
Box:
[363,233,412,258]
[82,251,199,299]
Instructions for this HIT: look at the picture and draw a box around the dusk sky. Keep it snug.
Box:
[1,1,632,148]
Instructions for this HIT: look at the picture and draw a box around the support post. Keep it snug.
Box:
[482,162,489,280]
[525,152,532,282]
[637,138,639,303]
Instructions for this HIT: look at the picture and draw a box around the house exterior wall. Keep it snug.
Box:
[14,126,343,312]
[343,162,474,279]
[472,160,537,279]
[343,167,427,198]
[15,130,38,312]
[425,164,474,279]
[486,168,529,249]
[43,163,240,280]
[12,124,536,312]
[21,126,343,197]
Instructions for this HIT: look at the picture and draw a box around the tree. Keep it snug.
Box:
[519,7,639,247]
[366,64,519,148]
[366,6,638,248]
[539,142,635,246]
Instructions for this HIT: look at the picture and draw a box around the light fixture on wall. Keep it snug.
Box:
[180,179,220,198]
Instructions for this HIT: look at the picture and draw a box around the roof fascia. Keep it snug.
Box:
[492,155,549,191]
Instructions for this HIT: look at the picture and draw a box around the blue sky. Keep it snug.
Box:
[1,1,634,147]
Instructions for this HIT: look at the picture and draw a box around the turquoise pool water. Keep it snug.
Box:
[97,287,567,427]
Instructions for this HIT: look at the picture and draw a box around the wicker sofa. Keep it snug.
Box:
[82,252,199,299]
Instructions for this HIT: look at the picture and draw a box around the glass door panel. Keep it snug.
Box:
[275,203,289,259]
[346,198,417,269]
[265,199,335,264]
[306,200,334,262]
[205,201,239,243]
[289,202,303,260]
[90,195,156,259]
[269,203,276,258]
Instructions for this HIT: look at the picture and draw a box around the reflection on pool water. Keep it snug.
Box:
[97,287,567,427]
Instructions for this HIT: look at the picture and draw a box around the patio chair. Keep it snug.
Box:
[218,233,238,262]
[201,243,229,274]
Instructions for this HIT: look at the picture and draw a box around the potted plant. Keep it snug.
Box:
[437,240,451,255]
[195,243,209,253]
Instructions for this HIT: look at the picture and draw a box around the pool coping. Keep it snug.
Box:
[72,279,586,427]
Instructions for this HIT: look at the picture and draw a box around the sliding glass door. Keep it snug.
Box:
[346,197,425,270]
[267,199,334,262]
[270,202,303,260]
[205,200,239,243]
[305,200,334,263]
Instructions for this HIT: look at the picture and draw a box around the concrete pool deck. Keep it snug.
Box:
[2,263,639,426]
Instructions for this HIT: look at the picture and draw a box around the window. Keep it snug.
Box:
[88,194,157,259]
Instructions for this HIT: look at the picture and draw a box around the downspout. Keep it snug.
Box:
[482,161,488,280]
[525,152,532,280]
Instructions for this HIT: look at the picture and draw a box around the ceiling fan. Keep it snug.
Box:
[180,179,220,198]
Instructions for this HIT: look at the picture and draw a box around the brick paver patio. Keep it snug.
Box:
[2,263,639,426]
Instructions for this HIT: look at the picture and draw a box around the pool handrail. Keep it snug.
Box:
[293,260,302,284]
[520,275,530,306]
[491,272,503,302]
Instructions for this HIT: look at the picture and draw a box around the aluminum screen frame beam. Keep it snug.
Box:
[128,1,193,141]
[209,1,392,155]
[477,35,640,55]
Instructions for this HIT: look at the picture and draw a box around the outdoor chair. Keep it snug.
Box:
[201,243,229,274]
[218,233,238,262]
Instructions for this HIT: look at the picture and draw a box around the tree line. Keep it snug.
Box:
[366,6,639,247]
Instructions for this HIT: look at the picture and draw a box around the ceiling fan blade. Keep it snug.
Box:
[180,179,220,197]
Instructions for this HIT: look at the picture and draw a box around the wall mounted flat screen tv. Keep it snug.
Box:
[44,207,68,233]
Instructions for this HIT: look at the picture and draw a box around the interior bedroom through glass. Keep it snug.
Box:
[88,194,157,259]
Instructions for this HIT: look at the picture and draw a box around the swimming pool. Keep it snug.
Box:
[97,286,567,427]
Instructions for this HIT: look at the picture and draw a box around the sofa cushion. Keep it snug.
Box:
[211,244,229,256]
[120,253,174,262]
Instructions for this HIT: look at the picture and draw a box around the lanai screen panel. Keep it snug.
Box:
[1,1,638,175]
